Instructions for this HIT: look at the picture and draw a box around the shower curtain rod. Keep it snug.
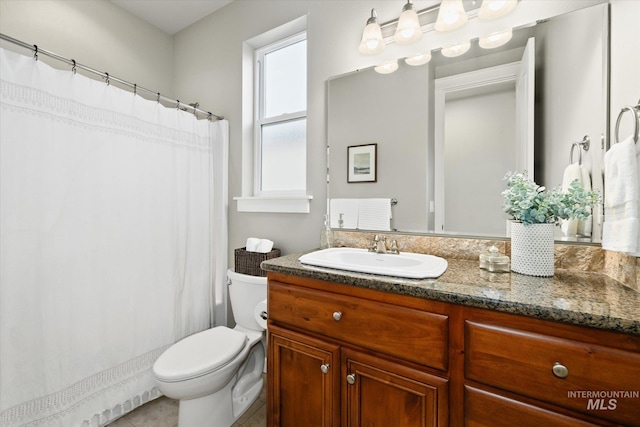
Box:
[0,33,223,121]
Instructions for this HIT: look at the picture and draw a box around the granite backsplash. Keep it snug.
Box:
[330,230,640,292]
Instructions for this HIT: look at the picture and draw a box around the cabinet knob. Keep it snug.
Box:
[552,362,569,379]
[332,311,342,321]
[346,374,356,385]
[320,364,330,374]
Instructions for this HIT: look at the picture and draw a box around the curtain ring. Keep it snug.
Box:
[104,72,110,86]
[176,100,181,110]
[157,92,161,103]
[71,59,77,74]
[207,112,213,121]
[133,83,137,95]
[33,45,38,61]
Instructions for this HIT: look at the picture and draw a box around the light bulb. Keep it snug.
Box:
[359,9,385,55]
[394,1,422,44]
[441,41,471,58]
[405,52,432,66]
[479,29,513,49]
[374,60,399,74]
[435,0,468,32]
[478,0,518,20]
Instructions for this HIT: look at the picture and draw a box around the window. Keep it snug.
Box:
[255,32,307,196]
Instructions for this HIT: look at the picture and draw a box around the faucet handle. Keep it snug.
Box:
[369,234,379,252]
[388,239,399,254]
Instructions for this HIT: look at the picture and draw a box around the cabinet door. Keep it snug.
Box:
[268,324,340,427]
[342,348,449,427]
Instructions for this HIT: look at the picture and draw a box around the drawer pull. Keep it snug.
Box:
[320,364,330,374]
[332,311,343,321]
[346,374,356,385]
[552,362,569,379]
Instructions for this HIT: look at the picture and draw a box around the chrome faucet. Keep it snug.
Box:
[369,234,384,253]
[369,234,400,254]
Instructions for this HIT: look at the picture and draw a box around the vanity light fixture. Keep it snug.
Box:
[405,52,432,66]
[478,0,518,20]
[441,41,471,57]
[434,0,468,32]
[359,9,385,55]
[394,0,422,44]
[374,60,399,74]
[478,28,513,49]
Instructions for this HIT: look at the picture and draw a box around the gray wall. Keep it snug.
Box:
[0,0,174,98]
[328,64,430,232]
[610,0,640,144]
[535,3,607,192]
[444,87,516,236]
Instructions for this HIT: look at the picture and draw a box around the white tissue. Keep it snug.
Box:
[246,237,260,252]
[253,299,267,329]
[246,238,274,253]
[257,239,274,253]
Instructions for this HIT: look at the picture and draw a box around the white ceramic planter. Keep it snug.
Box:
[510,222,555,277]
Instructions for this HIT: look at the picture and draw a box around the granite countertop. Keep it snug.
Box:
[262,253,640,336]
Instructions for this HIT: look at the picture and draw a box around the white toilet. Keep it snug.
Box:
[152,269,267,427]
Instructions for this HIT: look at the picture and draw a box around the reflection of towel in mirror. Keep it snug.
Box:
[330,199,359,229]
[329,198,391,230]
[602,136,640,254]
[560,163,582,236]
[358,198,392,231]
[577,166,593,236]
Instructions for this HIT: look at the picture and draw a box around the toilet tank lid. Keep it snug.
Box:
[153,327,247,382]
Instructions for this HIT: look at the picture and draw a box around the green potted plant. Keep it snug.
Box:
[502,171,600,276]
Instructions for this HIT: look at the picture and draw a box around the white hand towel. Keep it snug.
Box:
[256,239,274,253]
[577,165,593,237]
[246,237,260,252]
[357,198,392,231]
[560,163,582,236]
[330,199,359,229]
[602,136,639,253]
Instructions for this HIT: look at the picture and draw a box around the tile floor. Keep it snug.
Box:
[108,375,267,427]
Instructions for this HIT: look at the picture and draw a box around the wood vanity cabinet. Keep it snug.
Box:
[267,274,450,426]
[266,272,640,427]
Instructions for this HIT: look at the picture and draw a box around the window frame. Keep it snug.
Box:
[253,31,307,197]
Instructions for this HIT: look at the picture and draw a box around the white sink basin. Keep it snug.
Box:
[298,247,448,279]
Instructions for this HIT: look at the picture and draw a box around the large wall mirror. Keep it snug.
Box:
[328,2,610,243]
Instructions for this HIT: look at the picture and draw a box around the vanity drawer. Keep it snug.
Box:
[268,281,449,370]
[464,386,602,427]
[465,321,640,426]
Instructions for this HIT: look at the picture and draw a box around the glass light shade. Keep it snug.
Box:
[394,2,422,44]
[478,0,518,20]
[479,29,513,49]
[405,52,432,66]
[434,0,468,32]
[441,41,471,57]
[359,10,385,55]
[374,60,399,74]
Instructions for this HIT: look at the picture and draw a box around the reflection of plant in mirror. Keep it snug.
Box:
[502,171,600,226]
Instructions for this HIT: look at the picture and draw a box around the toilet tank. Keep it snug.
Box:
[227,269,267,331]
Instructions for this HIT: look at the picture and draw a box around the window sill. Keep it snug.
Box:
[234,195,313,213]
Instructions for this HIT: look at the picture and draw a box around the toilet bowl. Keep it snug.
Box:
[152,269,267,427]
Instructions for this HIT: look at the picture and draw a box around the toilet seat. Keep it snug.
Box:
[154,327,247,382]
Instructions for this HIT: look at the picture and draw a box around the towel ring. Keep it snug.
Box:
[570,142,583,165]
[569,136,589,165]
[614,99,640,144]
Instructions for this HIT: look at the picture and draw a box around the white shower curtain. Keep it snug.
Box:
[0,47,228,426]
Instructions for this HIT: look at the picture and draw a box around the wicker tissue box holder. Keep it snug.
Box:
[234,247,281,277]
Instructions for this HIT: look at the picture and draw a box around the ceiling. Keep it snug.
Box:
[109,0,233,35]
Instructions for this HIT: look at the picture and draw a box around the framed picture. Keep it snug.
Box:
[347,143,377,183]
